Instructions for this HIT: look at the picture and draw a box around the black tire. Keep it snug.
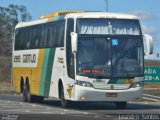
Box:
[22,83,44,103]
[25,83,35,103]
[115,102,127,109]
[26,84,33,103]
[60,85,70,108]
[22,85,27,102]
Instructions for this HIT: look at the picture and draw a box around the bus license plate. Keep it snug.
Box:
[106,93,118,97]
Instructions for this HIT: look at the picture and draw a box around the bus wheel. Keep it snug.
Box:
[60,85,69,108]
[26,84,32,103]
[22,85,27,102]
[115,102,127,109]
[25,83,34,103]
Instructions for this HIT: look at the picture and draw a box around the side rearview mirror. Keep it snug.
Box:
[143,34,153,55]
[71,32,78,53]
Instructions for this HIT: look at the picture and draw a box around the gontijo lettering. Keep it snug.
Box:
[14,54,36,63]
[23,54,36,63]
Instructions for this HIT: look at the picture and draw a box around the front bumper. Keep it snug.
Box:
[74,85,143,102]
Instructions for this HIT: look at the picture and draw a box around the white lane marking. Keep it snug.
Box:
[143,97,159,102]
[0,104,31,106]
[0,104,19,105]
[2,109,21,112]
[19,102,26,105]
[63,109,68,112]
[0,109,33,113]
[83,112,89,114]
[94,115,107,120]
[143,94,160,100]
[32,104,37,107]
[25,110,30,112]
[34,111,60,114]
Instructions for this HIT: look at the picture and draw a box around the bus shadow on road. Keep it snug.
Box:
[41,99,160,110]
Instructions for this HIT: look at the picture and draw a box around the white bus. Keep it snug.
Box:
[13,11,153,109]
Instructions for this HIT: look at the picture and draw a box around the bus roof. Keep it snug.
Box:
[65,12,138,19]
[15,11,138,29]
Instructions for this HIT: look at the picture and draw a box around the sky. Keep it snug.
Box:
[1,0,160,60]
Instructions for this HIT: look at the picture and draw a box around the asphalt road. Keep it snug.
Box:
[0,95,160,120]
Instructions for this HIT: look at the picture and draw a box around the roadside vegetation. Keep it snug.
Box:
[0,4,31,92]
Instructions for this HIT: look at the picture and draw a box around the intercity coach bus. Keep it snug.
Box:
[13,11,153,109]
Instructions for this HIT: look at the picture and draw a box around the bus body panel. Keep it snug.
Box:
[62,76,144,101]
[49,47,65,98]
[13,47,69,98]
[74,85,143,101]
[13,49,40,94]
[13,48,56,97]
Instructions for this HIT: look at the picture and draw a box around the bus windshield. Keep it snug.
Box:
[77,36,143,78]
[76,18,143,78]
[77,18,140,35]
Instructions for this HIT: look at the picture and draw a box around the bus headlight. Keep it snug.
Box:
[130,81,144,88]
[75,80,93,88]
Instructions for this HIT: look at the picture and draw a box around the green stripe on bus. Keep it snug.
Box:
[40,48,55,96]
[40,49,50,96]
[44,48,55,96]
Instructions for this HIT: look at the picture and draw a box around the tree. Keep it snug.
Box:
[0,4,32,56]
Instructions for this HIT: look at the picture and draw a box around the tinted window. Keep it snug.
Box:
[14,20,65,50]
[66,19,74,79]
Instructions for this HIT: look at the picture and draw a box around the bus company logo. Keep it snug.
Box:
[110,85,114,90]
[14,54,36,63]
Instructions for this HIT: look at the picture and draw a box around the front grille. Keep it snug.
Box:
[93,83,130,90]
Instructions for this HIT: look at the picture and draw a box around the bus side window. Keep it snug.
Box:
[39,25,46,48]
[34,26,42,49]
[54,24,59,47]
[42,25,48,48]
[47,22,56,48]
[47,26,53,48]
[25,30,30,49]
[56,21,65,47]
[15,29,20,50]
[17,28,25,50]
[53,24,57,47]
[50,21,65,48]
[32,27,37,49]
[66,19,74,79]
[28,27,34,49]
